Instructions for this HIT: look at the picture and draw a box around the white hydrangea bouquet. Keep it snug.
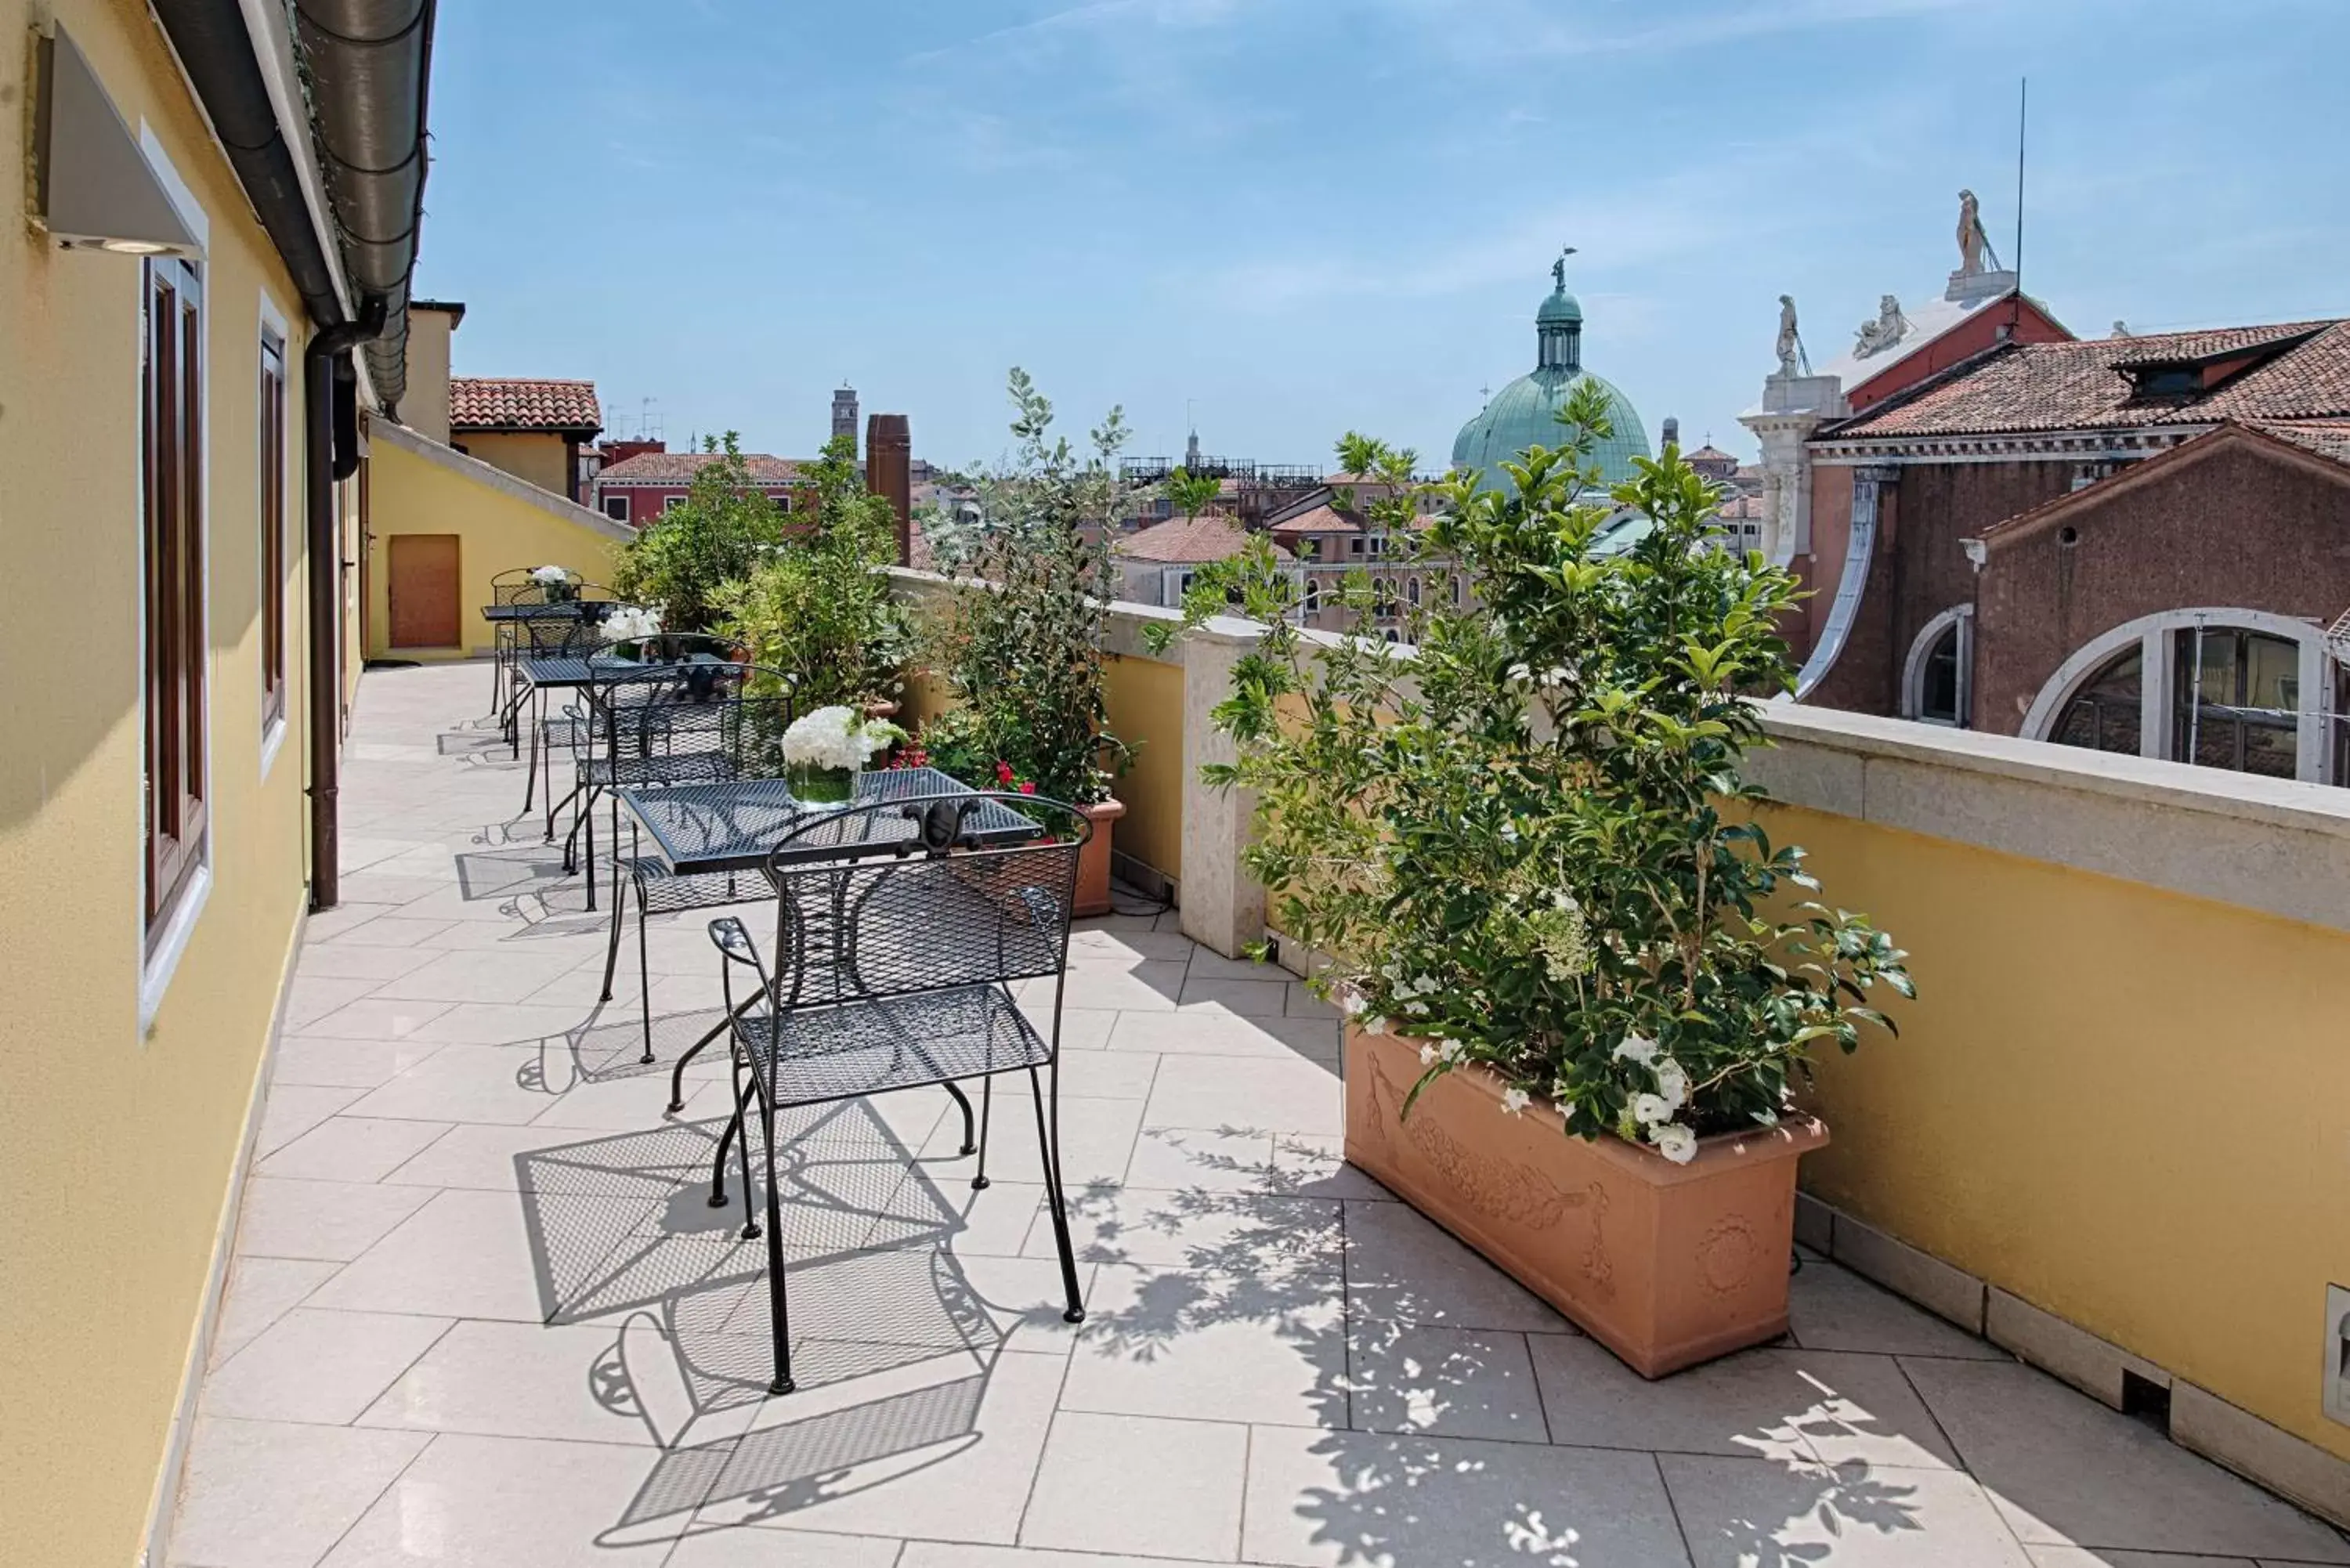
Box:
[780,705,906,804]
[599,604,662,658]
[532,563,575,601]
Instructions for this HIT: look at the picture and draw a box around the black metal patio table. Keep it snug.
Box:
[598,768,1043,1097]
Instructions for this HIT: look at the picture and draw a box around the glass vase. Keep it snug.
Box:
[790,764,858,805]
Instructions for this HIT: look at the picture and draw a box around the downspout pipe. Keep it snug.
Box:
[306,296,389,911]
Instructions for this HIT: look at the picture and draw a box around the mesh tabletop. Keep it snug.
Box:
[483,602,604,623]
[614,768,1040,879]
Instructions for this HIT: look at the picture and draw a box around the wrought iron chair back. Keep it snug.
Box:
[583,661,800,790]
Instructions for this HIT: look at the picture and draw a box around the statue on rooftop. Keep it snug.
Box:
[1775,294,1804,378]
[1553,245,1577,291]
[1955,189,2003,276]
[1853,294,1909,359]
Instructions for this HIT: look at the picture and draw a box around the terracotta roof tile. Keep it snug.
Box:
[1116,514,1276,564]
[1825,320,2350,440]
[1268,501,1366,536]
[598,451,804,483]
[450,377,601,432]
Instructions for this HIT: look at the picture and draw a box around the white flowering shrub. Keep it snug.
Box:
[1156,392,1913,1163]
[780,705,905,773]
[601,605,663,644]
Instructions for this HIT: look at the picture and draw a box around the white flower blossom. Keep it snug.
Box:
[1363,1016,1389,1037]
[1612,1034,1660,1067]
[1506,661,1531,682]
[1500,1087,1531,1116]
[781,706,902,772]
[1653,1059,1689,1111]
[1649,1122,1698,1165]
[1405,999,1429,1016]
[1631,1093,1672,1126]
[1410,974,1440,995]
[1418,1043,1438,1066]
[601,605,663,643]
[531,564,568,586]
[1435,1039,1466,1064]
[1539,667,1570,688]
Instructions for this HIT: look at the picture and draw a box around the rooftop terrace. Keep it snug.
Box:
[162,659,2350,1566]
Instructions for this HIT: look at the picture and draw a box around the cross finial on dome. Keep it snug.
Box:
[1553,246,1578,291]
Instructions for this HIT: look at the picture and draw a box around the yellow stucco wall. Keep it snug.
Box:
[0,2,317,1561]
[365,425,627,658]
[1772,803,2350,1462]
[457,428,569,497]
[1104,651,1183,883]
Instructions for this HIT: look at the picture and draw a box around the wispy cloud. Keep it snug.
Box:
[906,0,1247,66]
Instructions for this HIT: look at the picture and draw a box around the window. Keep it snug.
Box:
[1348,537,1365,558]
[1366,534,1387,558]
[1406,576,1421,606]
[602,493,630,523]
[144,257,208,935]
[2053,647,2142,758]
[2173,627,2299,779]
[1449,576,1464,606]
[1918,624,1962,724]
[776,493,794,515]
[1303,578,1323,614]
[258,328,288,730]
[663,495,687,514]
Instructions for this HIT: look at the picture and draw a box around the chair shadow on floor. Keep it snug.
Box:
[513,1097,1058,1545]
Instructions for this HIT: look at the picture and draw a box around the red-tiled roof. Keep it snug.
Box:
[1268,501,1365,536]
[2252,417,2350,468]
[598,452,804,483]
[1824,320,2350,439]
[1684,443,1739,464]
[450,377,601,432]
[1117,514,1275,564]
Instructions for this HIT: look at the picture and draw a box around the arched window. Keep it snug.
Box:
[2052,646,2142,757]
[1902,606,1972,728]
[2175,627,2299,779]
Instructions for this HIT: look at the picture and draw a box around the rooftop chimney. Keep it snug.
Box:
[866,413,912,565]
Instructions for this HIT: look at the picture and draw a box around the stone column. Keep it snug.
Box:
[1177,619,1265,959]
[1740,372,1847,568]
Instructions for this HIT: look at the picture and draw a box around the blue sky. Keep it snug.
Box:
[415,0,2350,471]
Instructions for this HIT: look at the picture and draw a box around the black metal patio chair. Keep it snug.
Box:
[562,655,798,906]
[700,793,1092,1396]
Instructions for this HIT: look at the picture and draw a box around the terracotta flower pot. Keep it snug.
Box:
[1072,797,1126,918]
[1343,1023,1827,1378]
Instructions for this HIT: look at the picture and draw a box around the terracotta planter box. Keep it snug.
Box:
[1072,797,1126,918]
[1344,1023,1827,1378]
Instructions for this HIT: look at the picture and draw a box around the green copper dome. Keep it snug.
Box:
[1453,266,1650,494]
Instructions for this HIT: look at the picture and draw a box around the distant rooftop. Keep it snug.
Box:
[450,377,599,433]
[1118,513,1275,564]
[598,451,804,483]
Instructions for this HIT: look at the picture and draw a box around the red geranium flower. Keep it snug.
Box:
[995,760,1014,784]
[1019,780,1036,794]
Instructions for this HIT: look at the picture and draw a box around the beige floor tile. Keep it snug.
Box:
[305,901,403,942]
[924,1095,1142,1190]
[940,1180,1046,1258]
[1342,1197,1571,1333]
[2028,1549,2262,1566]
[989,1049,1160,1100]
[1241,1423,1691,1567]
[168,1415,431,1568]
[1021,1409,1248,1559]
[1018,1004,1119,1050]
[1174,976,1291,1017]
[1184,947,1281,982]
[287,975,388,1029]
[1047,962,1188,1012]
[378,1121,670,1194]
[308,1187,620,1321]
[1531,1336,1958,1469]
[1068,926,1196,963]
[1789,1259,2013,1360]
[1029,1185,1342,1274]
[1283,983,1340,1020]
[397,1001,595,1046]
[529,1067,727,1130]
[270,1037,451,1090]
[298,943,446,983]
[904,1548,1209,1568]
[1269,1133,1398,1202]
[237,1176,439,1263]
[341,1045,566,1125]
[1141,1053,1341,1135]
[208,1255,342,1367]
[693,1348,1065,1543]
[258,1117,455,1183]
[1661,1453,2034,1566]
[296,995,460,1041]
[358,1317,750,1449]
[320,1431,695,1565]
[373,947,584,1004]
[204,1306,454,1425]
[1123,1125,1277,1192]
[318,914,461,949]
[951,1252,1097,1357]
[1105,1010,1338,1061]
[1346,1323,1549,1443]
[1061,1263,1347,1428]
[1900,1358,2350,1562]
[257,1082,371,1156]
[667,1526,906,1566]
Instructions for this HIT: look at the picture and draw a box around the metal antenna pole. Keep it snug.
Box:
[2014,78,2029,291]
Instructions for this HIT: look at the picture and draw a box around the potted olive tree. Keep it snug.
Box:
[916,369,1138,916]
[1156,389,1913,1376]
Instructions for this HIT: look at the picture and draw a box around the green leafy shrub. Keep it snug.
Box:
[609,432,787,631]
[1154,387,1912,1161]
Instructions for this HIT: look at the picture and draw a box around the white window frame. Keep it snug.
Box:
[257,290,292,777]
[2023,606,2334,783]
[136,128,214,1033]
[1900,604,1973,728]
[663,494,687,514]
[602,491,631,523]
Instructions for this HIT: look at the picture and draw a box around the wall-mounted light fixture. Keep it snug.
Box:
[26,22,201,256]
